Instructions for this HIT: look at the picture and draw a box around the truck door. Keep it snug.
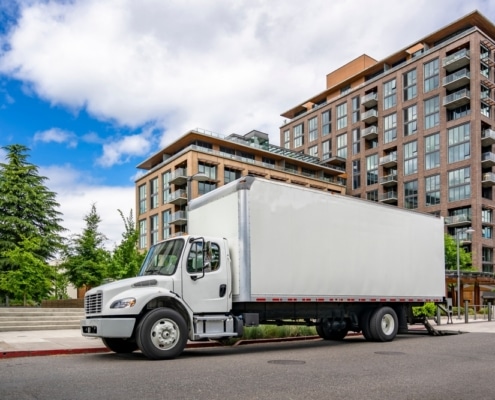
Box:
[181,240,230,313]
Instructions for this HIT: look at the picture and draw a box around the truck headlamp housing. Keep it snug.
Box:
[110,297,137,309]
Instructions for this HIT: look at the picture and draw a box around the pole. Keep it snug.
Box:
[456,230,461,319]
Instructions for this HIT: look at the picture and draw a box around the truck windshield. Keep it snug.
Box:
[138,238,185,276]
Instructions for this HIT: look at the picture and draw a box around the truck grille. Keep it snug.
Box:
[85,292,103,314]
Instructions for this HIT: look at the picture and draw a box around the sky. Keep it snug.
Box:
[1,0,495,249]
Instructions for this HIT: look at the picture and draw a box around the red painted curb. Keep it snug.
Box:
[1,347,109,359]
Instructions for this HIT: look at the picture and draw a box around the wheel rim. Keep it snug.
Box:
[149,318,180,351]
[381,314,395,336]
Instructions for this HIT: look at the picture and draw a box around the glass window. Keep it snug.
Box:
[424,58,439,93]
[139,184,147,214]
[352,96,360,123]
[162,171,171,204]
[383,113,397,144]
[448,167,471,201]
[367,190,378,202]
[404,105,417,136]
[383,79,397,110]
[199,162,217,180]
[337,102,347,130]
[482,209,493,223]
[366,154,378,185]
[308,117,318,142]
[403,69,417,101]
[482,226,493,239]
[322,140,331,160]
[447,104,470,121]
[187,241,221,273]
[448,123,470,164]
[293,123,304,147]
[139,219,147,249]
[404,141,418,175]
[224,167,241,184]
[162,210,171,240]
[424,96,439,129]
[337,133,347,158]
[352,128,360,155]
[198,181,217,196]
[150,178,159,209]
[283,130,290,149]
[425,133,440,170]
[308,145,318,157]
[404,180,418,209]
[352,160,361,190]
[425,175,441,206]
[150,214,159,246]
[322,110,331,136]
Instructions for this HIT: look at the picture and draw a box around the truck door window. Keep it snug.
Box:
[187,242,220,273]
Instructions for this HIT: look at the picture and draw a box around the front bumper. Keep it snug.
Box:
[80,318,136,338]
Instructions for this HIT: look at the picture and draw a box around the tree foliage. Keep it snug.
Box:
[444,233,473,271]
[62,204,110,289]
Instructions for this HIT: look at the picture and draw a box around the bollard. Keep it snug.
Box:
[436,306,442,325]
[464,300,469,323]
[489,302,492,322]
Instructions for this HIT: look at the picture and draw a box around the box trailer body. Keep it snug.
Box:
[81,177,445,360]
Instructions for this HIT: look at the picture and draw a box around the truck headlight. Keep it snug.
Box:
[110,297,137,309]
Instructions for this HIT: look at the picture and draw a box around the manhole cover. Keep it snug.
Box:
[374,351,405,356]
[268,360,306,365]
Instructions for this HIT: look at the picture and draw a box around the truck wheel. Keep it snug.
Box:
[136,308,188,360]
[369,307,398,342]
[316,318,348,341]
[359,309,374,341]
[102,338,138,353]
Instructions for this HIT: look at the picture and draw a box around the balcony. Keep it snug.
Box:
[379,153,398,168]
[169,168,188,185]
[362,125,378,140]
[167,189,187,205]
[379,191,398,204]
[444,214,472,227]
[443,89,470,109]
[482,152,495,168]
[482,172,495,187]
[170,210,188,225]
[442,48,470,72]
[361,92,378,108]
[482,128,495,146]
[379,174,398,187]
[361,109,378,123]
[442,68,470,90]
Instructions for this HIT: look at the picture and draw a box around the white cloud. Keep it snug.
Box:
[96,130,155,167]
[34,127,78,148]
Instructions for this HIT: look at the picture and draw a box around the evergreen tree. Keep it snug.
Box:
[108,209,145,280]
[62,204,110,289]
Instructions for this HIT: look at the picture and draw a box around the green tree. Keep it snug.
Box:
[0,144,66,268]
[107,209,145,280]
[0,236,56,305]
[444,233,473,271]
[62,204,110,289]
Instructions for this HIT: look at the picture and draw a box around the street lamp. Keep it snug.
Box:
[186,173,209,202]
[456,226,474,319]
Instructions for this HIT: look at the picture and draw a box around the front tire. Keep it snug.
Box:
[136,308,188,360]
[369,306,398,342]
[102,338,138,354]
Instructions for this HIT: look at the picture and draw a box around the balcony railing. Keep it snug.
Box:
[442,48,470,72]
[443,89,470,109]
[482,172,495,187]
[362,109,378,123]
[167,189,187,205]
[482,152,495,167]
[444,215,471,226]
[170,210,188,225]
[362,125,378,140]
[361,92,378,108]
[379,191,398,203]
[379,174,398,186]
[482,129,495,146]
[169,168,188,185]
[442,68,470,90]
[379,153,398,167]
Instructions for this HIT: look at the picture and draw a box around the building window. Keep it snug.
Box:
[448,123,470,164]
[425,133,440,170]
[308,117,318,142]
[322,140,331,160]
[352,128,360,155]
[403,105,417,136]
[139,219,147,249]
[483,226,493,239]
[150,214,159,246]
[139,184,147,214]
[367,190,378,202]
[482,208,493,223]
[425,175,441,206]
[404,141,418,176]
[337,133,347,158]
[481,62,490,79]
[308,145,318,157]
[403,69,417,101]
[366,154,378,185]
[162,210,171,240]
[162,171,171,204]
[337,102,347,130]
[481,101,491,118]
[447,104,470,121]
[322,110,331,136]
[150,178,159,209]
[482,247,493,273]
[424,96,439,129]
[224,167,241,184]
[448,167,471,201]
[352,160,361,190]
[293,123,304,147]
[383,113,397,144]
[424,58,439,93]
[199,162,217,180]
[284,130,290,149]
[383,79,397,110]
[352,96,360,123]
[404,180,418,209]
[199,182,217,196]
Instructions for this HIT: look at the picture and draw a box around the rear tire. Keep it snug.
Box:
[136,308,188,360]
[369,306,398,342]
[316,318,348,341]
[359,308,374,341]
[102,338,138,353]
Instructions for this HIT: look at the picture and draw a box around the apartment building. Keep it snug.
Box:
[280,10,495,274]
[135,129,346,250]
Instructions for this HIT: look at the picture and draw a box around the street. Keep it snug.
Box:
[1,332,494,400]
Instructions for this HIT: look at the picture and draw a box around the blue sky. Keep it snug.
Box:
[1,0,494,247]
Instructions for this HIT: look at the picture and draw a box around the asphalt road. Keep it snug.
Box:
[1,332,493,400]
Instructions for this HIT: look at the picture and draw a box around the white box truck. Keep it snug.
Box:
[81,176,445,360]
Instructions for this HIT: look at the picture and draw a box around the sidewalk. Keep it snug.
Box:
[1,318,494,359]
